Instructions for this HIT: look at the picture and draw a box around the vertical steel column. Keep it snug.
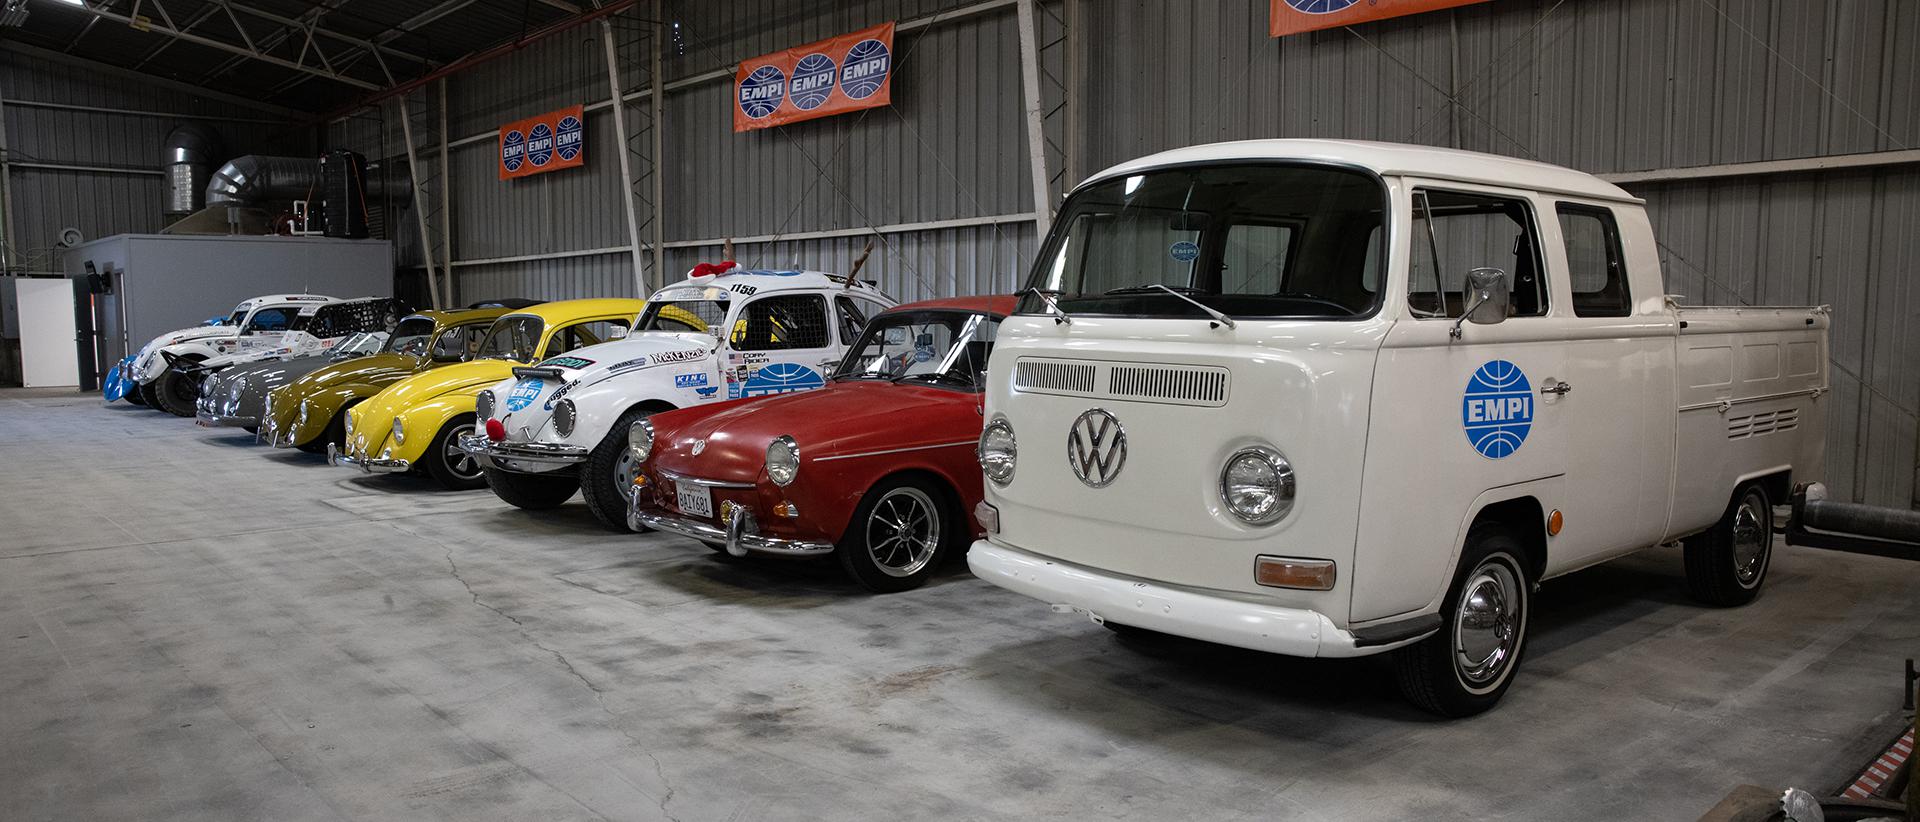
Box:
[649,0,666,289]
[437,78,454,308]
[0,93,15,275]
[600,14,647,298]
[394,94,444,309]
[1063,0,1085,189]
[1015,0,1052,237]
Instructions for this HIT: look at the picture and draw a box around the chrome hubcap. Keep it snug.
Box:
[1731,492,1770,586]
[1454,560,1521,687]
[445,424,481,479]
[866,488,940,578]
[614,448,640,500]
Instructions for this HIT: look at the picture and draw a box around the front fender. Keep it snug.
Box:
[285,384,374,445]
[390,394,477,464]
[141,342,219,382]
[559,375,679,450]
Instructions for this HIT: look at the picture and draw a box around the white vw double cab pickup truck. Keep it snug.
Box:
[969,139,1829,716]
[463,266,896,529]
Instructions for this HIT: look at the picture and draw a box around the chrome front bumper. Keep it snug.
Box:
[968,540,1417,659]
[327,442,410,473]
[629,492,834,557]
[195,411,257,428]
[457,433,590,467]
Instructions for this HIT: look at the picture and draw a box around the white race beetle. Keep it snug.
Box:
[128,293,343,416]
[969,139,1828,717]
[463,267,897,528]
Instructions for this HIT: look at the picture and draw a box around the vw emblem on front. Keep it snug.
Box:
[690,439,707,456]
[1066,408,1127,488]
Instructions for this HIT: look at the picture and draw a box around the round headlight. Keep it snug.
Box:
[475,389,496,421]
[977,417,1017,486]
[766,435,800,487]
[552,399,577,438]
[1220,447,1295,525]
[228,380,244,402]
[628,418,655,461]
[392,418,406,445]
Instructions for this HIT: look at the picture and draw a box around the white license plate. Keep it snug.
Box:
[675,483,713,518]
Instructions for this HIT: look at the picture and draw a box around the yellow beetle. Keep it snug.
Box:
[332,298,646,489]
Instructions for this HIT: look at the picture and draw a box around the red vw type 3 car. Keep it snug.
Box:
[626,295,1014,592]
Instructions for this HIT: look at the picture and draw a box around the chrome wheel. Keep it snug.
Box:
[443,424,482,480]
[1453,559,1521,689]
[865,487,940,578]
[1731,489,1771,586]
[613,447,641,500]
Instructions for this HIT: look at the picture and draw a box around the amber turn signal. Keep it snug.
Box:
[1254,556,1337,590]
[1547,509,1563,536]
[631,474,650,490]
[773,501,800,518]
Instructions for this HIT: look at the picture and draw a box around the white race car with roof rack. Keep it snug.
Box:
[128,293,344,417]
[462,265,896,529]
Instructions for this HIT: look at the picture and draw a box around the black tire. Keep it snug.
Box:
[1393,526,1532,718]
[243,426,258,435]
[483,466,579,509]
[835,476,962,593]
[578,407,661,532]
[151,360,205,417]
[137,382,161,409]
[422,416,488,490]
[1683,483,1774,607]
[124,386,148,407]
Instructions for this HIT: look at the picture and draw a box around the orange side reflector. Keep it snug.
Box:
[1547,509,1564,536]
[1254,556,1336,591]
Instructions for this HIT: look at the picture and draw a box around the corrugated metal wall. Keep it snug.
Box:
[328,0,1917,507]
[1,48,311,274]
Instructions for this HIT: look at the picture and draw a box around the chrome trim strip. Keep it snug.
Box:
[629,500,834,557]
[655,467,756,489]
[1678,386,1824,412]
[456,433,589,465]
[813,440,977,462]
[195,412,257,428]
[327,442,410,474]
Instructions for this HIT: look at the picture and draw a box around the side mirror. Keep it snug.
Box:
[1451,267,1509,340]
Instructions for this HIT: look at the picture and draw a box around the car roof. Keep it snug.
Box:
[499,297,648,325]
[883,295,1017,317]
[235,293,343,310]
[1084,138,1640,204]
[404,306,516,326]
[660,268,882,296]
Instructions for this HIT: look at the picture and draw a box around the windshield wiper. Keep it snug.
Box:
[1103,284,1208,296]
[1022,287,1073,326]
[1121,284,1236,329]
[896,370,975,388]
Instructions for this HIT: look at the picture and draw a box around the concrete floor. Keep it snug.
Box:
[2,386,1915,821]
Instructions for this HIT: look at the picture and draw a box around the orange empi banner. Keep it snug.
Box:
[733,21,895,133]
[1270,0,1491,37]
[498,104,585,180]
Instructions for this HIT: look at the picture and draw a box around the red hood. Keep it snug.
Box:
[648,379,984,484]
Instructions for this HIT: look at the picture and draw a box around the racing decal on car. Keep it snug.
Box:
[542,356,596,369]
[695,387,719,399]
[507,377,546,412]
[741,362,825,397]
[1462,360,1533,459]
[544,379,576,411]
[674,373,709,389]
[652,350,704,365]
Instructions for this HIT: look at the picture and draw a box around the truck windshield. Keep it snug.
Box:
[637,287,730,334]
[835,310,998,390]
[475,316,544,363]
[1019,163,1387,320]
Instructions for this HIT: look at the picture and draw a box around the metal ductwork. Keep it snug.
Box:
[163,124,224,218]
[204,155,410,208]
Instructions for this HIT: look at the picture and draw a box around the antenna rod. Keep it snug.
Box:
[845,237,875,289]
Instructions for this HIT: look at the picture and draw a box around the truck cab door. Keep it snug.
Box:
[1352,184,1571,623]
[723,291,836,399]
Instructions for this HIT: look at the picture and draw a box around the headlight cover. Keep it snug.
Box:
[766,435,800,486]
[977,416,1017,486]
[475,389,496,421]
[551,399,577,438]
[628,418,654,460]
[391,418,406,446]
[1219,446,1295,525]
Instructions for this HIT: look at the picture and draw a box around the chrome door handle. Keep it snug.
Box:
[1540,380,1572,396]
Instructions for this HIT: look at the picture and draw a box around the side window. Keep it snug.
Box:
[834,296,870,344]
[1220,223,1294,293]
[1409,190,1549,318]
[548,319,631,356]
[243,307,301,332]
[1557,204,1631,318]
[731,294,831,351]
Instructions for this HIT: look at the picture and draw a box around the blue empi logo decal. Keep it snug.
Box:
[501,129,526,172]
[506,377,545,412]
[739,65,787,118]
[790,53,837,110]
[528,122,555,167]
[840,39,890,99]
[1462,360,1533,459]
[556,115,583,161]
[1286,0,1360,12]
[742,362,825,397]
